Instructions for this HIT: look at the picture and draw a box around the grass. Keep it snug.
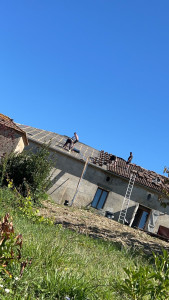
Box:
[0,187,150,300]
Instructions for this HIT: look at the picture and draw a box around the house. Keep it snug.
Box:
[0,113,28,158]
[17,123,169,237]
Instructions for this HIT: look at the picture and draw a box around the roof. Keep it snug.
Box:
[91,151,169,194]
[17,123,169,194]
[17,123,100,160]
[0,114,28,146]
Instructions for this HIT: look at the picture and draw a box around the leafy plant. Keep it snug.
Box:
[6,179,54,225]
[0,144,53,202]
[118,249,169,299]
[150,250,169,299]
[119,265,153,300]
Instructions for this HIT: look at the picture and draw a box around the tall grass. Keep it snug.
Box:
[0,188,148,300]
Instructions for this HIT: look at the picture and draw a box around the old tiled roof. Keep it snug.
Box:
[17,124,169,194]
[0,114,28,145]
[91,150,169,193]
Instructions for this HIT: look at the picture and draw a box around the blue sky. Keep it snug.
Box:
[0,1,168,175]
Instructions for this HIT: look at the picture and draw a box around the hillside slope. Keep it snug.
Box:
[39,201,169,255]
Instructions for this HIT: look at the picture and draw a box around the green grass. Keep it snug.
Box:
[0,188,149,300]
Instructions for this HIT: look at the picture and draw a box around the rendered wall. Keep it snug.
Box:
[14,136,25,153]
[26,140,169,234]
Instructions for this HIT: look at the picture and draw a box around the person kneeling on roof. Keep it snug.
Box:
[63,132,79,152]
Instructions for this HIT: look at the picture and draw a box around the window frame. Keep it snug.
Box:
[132,205,151,230]
[91,187,109,209]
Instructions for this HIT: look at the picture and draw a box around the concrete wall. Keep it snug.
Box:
[26,140,169,234]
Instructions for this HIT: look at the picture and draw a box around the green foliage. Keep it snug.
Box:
[18,194,54,225]
[6,180,54,226]
[0,145,53,201]
[1,187,169,299]
[0,188,145,299]
[118,265,154,299]
[0,215,134,300]
[151,250,169,299]
[118,249,169,299]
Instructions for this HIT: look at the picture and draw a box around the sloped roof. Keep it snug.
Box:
[91,151,169,194]
[0,114,28,145]
[17,124,100,159]
[17,124,169,194]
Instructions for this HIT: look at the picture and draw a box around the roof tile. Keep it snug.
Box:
[91,150,169,193]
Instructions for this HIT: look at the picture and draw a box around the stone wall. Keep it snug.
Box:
[0,127,25,157]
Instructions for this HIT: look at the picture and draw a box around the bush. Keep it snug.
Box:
[0,145,53,202]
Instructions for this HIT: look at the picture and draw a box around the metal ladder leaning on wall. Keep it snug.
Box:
[118,170,137,224]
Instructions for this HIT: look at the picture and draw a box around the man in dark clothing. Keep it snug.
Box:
[63,132,79,152]
[63,138,73,152]
[126,152,133,165]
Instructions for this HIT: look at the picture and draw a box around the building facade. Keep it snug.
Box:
[18,123,169,237]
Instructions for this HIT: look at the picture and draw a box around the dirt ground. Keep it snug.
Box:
[39,200,169,255]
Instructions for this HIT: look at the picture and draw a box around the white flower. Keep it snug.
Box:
[0,284,3,288]
[15,277,19,281]
[5,288,10,293]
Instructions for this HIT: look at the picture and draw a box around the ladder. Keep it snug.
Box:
[70,156,89,206]
[118,171,137,224]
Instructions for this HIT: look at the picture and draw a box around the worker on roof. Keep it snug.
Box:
[63,132,79,153]
[72,132,79,144]
[126,152,133,165]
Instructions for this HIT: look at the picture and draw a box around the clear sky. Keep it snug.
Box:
[0,1,168,175]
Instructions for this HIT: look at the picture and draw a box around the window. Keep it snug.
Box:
[157,225,169,239]
[132,205,150,229]
[91,188,108,209]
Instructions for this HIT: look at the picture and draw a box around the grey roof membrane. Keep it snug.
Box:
[17,124,100,161]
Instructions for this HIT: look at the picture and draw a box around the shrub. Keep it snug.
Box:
[0,145,53,202]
